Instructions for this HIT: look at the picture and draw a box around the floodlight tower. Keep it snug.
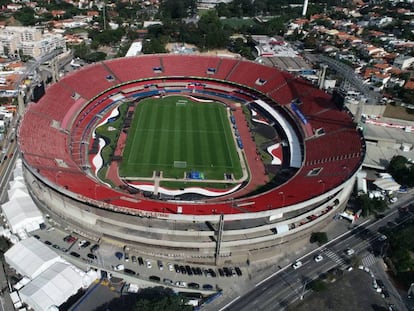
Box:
[302,0,309,16]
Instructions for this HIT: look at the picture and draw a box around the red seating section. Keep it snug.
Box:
[28,83,75,122]
[105,56,164,82]
[18,54,364,215]
[60,63,117,100]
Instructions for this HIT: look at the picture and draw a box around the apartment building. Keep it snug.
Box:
[0,27,66,59]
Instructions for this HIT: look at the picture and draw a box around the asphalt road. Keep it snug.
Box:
[221,203,414,311]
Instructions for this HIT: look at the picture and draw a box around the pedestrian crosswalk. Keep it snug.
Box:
[322,248,347,268]
[362,254,378,267]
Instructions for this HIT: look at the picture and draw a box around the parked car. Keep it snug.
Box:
[218,268,225,277]
[113,264,124,271]
[87,253,97,260]
[188,282,200,289]
[124,268,136,275]
[163,278,173,285]
[138,257,144,266]
[146,259,152,269]
[175,281,187,288]
[90,244,99,252]
[209,268,217,277]
[235,267,242,276]
[149,275,160,282]
[167,262,174,272]
[202,284,213,290]
[80,241,90,249]
[78,240,88,248]
[70,251,80,258]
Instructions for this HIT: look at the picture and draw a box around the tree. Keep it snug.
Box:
[356,194,387,217]
[160,0,196,19]
[13,7,36,26]
[197,10,227,50]
[310,232,328,245]
[90,28,125,48]
[133,287,192,311]
[307,279,327,292]
[71,43,90,60]
[84,52,106,63]
[388,155,414,187]
[142,38,166,54]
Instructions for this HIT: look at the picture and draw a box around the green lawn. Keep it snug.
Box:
[119,96,243,180]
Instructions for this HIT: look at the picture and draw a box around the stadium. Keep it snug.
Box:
[18,54,365,265]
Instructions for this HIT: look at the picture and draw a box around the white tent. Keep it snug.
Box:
[7,180,28,198]
[4,237,62,279]
[13,161,23,179]
[373,178,401,192]
[1,189,43,233]
[19,262,83,311]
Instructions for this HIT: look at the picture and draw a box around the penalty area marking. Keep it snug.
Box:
[173,161,187,168]
[176,99,188,106]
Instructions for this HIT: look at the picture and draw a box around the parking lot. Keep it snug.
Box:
[29,223,246,294]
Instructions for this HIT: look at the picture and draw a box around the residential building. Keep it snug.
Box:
[0,27,66,59]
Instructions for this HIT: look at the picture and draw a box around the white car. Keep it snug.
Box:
[292,261,303,270]
[175,281,187,288]
[113,264,125,271]
[167,262,174,272]
[78,240,87,248]
[314,255,323,262]
[146,260,152,269]
[345,248,355,256]
[378,234,387,241]
[389,197,398,204]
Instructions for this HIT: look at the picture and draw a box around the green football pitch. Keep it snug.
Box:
[119,96,243,180]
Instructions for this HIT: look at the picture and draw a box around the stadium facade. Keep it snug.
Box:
[18,55,365,264]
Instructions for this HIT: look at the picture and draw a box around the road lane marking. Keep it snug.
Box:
[218,296,240,311]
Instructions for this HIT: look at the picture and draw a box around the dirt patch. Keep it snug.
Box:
[383,104,414,122]
[290,270,388,311]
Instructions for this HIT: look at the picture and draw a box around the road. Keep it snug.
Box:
[220,203,414,311]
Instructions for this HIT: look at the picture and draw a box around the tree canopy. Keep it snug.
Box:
[13,7,36,26]
[355,194,387,217]
[388,155,414,187]
[160,0,197,19]
[133,287,192,311]
[310,232,328,245]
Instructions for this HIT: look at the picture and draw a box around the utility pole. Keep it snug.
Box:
[215,214,224,265]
